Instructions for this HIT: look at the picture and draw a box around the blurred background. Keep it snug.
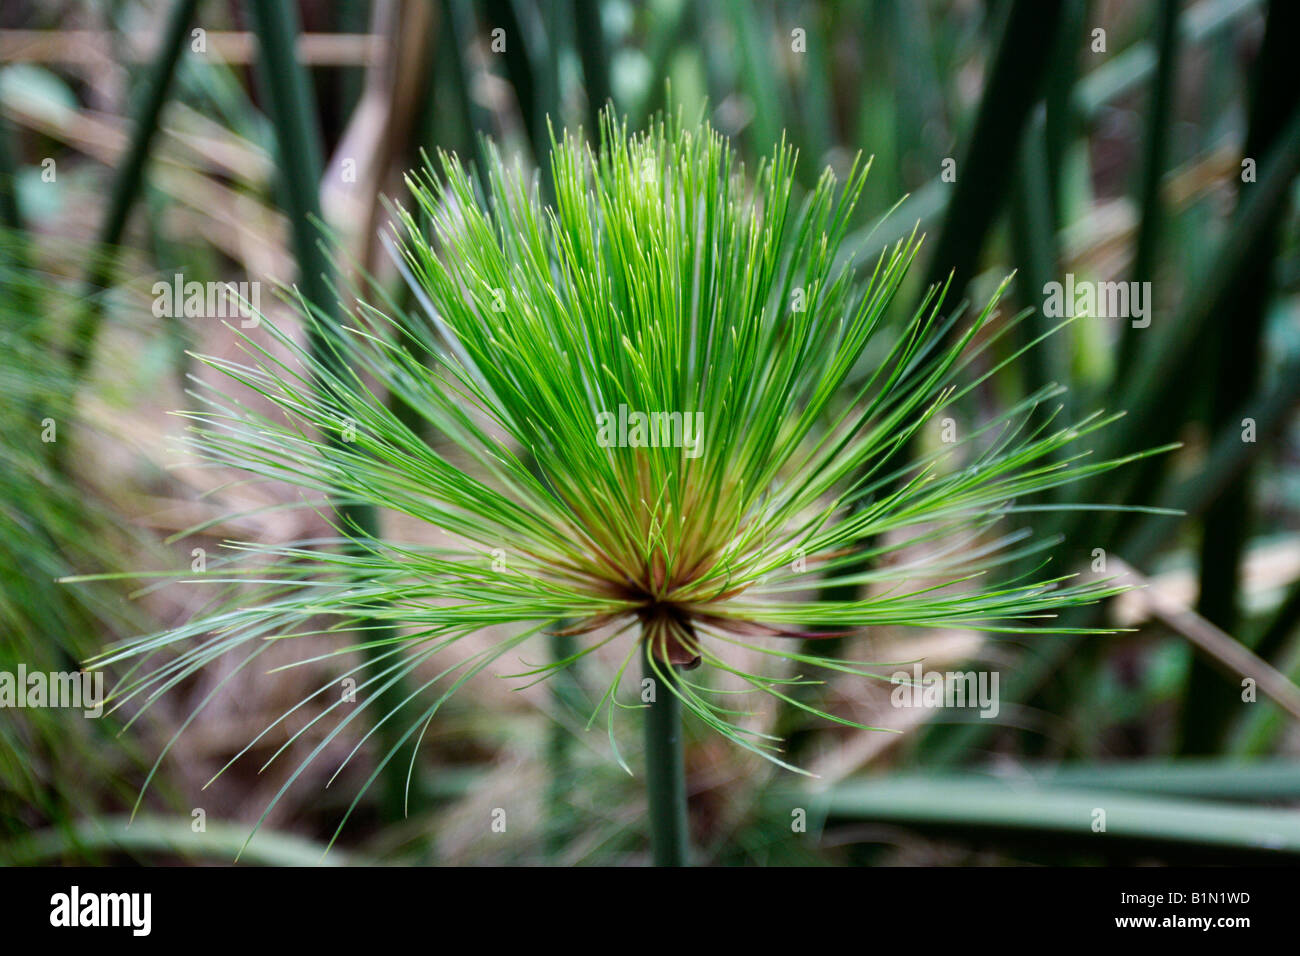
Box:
[2,0,1299,866]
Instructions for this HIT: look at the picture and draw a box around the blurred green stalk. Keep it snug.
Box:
[70,0,200,376]
[920,0,1065,301]
[573,0,611,131]
[807,774,1300,856]
[248,0,412,820]
[1183,0,1300,754]
[544,629,581,861]
[1116,0,1181,379]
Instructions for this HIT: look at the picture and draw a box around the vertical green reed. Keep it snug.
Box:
[248,0,413,819]
[643,642,689,866]
[71,0,200,377]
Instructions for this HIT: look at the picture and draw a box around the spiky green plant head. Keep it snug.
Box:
[399,111,874,669]
[90,110,1168,837]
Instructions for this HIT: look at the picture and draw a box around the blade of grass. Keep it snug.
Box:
[806,777,1300,855]
[1025,758,1300,799]
[1,815,359,867]
[818,758,1300,800]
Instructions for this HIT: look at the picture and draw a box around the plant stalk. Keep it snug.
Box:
[643,640,689,866]
[70,0,200,376]
[249,0,413,819]
[544,629,580,861]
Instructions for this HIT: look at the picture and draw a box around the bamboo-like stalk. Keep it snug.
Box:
[544,628,580,861]
[247,0,334,325]
[918,0,1065,302]
[1183,0,1300,754]
[0,114,22,234]
[1042,0,1088,224]
[69,0,200,376]
[248,0,413,819]
[1009,109,1068,434]
[839,0,1257,272]
[572,0,611,134]
[784,1,1069,753]
[627,0,691,127]
[643,641,689,867]
[0,113,32,287]
[483,0,547,159]
[1087,120,1300,528]
[1116,0,1181,379]
[439,0,492,175]
[725,0,783,162]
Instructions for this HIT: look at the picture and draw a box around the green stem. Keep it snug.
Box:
[643,641,689,866]
[573,0,611,133]
[544,628,579,861]
[919,0,1065,302]
[0,112,23,234]
[249,0,412,819]
[1182,0,1299,754]
[1009,108,1068,435]
[1117,0,1180,380]
[70,0,200,376]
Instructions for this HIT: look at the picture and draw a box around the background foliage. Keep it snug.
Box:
[1,0,1299,865]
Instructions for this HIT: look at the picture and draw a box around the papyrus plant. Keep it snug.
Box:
[90,113,1164,861]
